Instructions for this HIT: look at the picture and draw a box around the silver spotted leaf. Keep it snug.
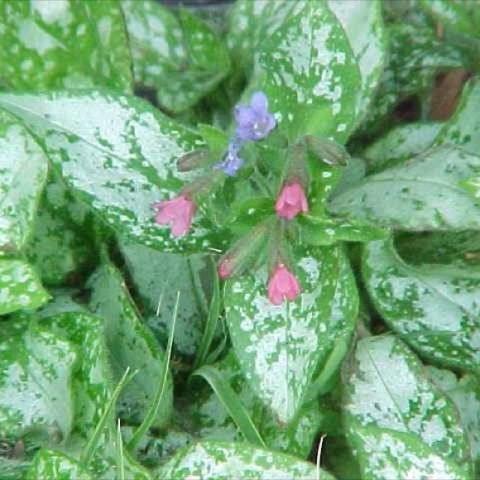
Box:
[344,335,472,479]
[157,441,335,480]
[0,259,50,315]
[0,0,132,91]
[123,0,230,113]
[257,1,362,143]
[363,239,480,371]
[0,321,76,443]
[26,449,92,480]
[329,145,480,231]
[225,245,358,424]
[0,90,224,253]
[0,109,48,256]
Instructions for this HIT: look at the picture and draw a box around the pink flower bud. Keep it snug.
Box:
[275,182,308,220]
[218,257,233,279]
[267,264,301,305]
[153,195,196,237]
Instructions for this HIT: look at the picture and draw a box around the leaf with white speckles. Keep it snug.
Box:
[0,259,50,315]
[327,0,387,125]
[157,441,336,480]
[120,241,213,358]
[436,80,480,155]
[0,110,48,257]
[39,311,113,439]
[0,321,76,443]
[88,263,173,428]
[257,1,362,142]
[26,449,92,480]
[123,0,230,113]
[0,0,132,91]
[363,239,480,371]
[0,90,224,253]
[225,245,358,424]
[329,145,480,231]
[344,335,472,479]
[427,367,480,475]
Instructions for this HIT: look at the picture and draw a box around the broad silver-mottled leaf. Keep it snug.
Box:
[225,245,358,423]
[26,449,92,480]
[0,321,76,442]
[344,335,471,479]
[0,90,222,253]
[329,146,480,231]
[363,239,480,371]
[0,110,48,256]
[327,0,387,124]
[157,441,335,480]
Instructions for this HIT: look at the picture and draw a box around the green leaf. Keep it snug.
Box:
[225,245,358,423]
[0,321,77,442]
[344,335,472,479]
[419,0,480,39]
[364,122,442,173]
[39,311,113,439]
[26,449,92,480]
[257,2,361,142]
[120,241,213,358]
[0,259,50,315]
[0,110,48,256]
[363,239,480,372]
[436,79,480,155]
[122,0,230,113]
[0,90,223,253]
[327,0,387,124]
[157,441,336,480]
[329,145,480,231]
[427,367,480,475]
[25,171,97,287]
[0,0,132,91]
[88,263,173,428]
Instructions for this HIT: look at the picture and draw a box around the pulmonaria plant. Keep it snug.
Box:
[153,91,347,305]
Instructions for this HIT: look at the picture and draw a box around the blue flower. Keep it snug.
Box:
[215,139,245,176]
[234,91,276,141]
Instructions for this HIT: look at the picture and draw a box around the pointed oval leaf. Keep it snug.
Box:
[26,449,92,480]
[157,441,335,480]
[257,2,362,142]
[363,239,480,371]
[329,146,480,231]
[0,0,132,91]
[225,245,358,423]
[344,335,471,478]
[0,91,223,253]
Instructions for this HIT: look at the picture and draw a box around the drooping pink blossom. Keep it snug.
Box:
[267,264,301,305]
[153,195,195,237]
[218,257,233,279]
[275,182,308,220]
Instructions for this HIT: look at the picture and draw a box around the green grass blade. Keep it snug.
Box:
[116,419,125,480]
[81,367,137,464]
[192,365,266,448]
[127,291,180,451]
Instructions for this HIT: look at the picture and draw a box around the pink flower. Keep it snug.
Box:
[267,264,301,305]
[153,195,196,237]
[275,182,308,220]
